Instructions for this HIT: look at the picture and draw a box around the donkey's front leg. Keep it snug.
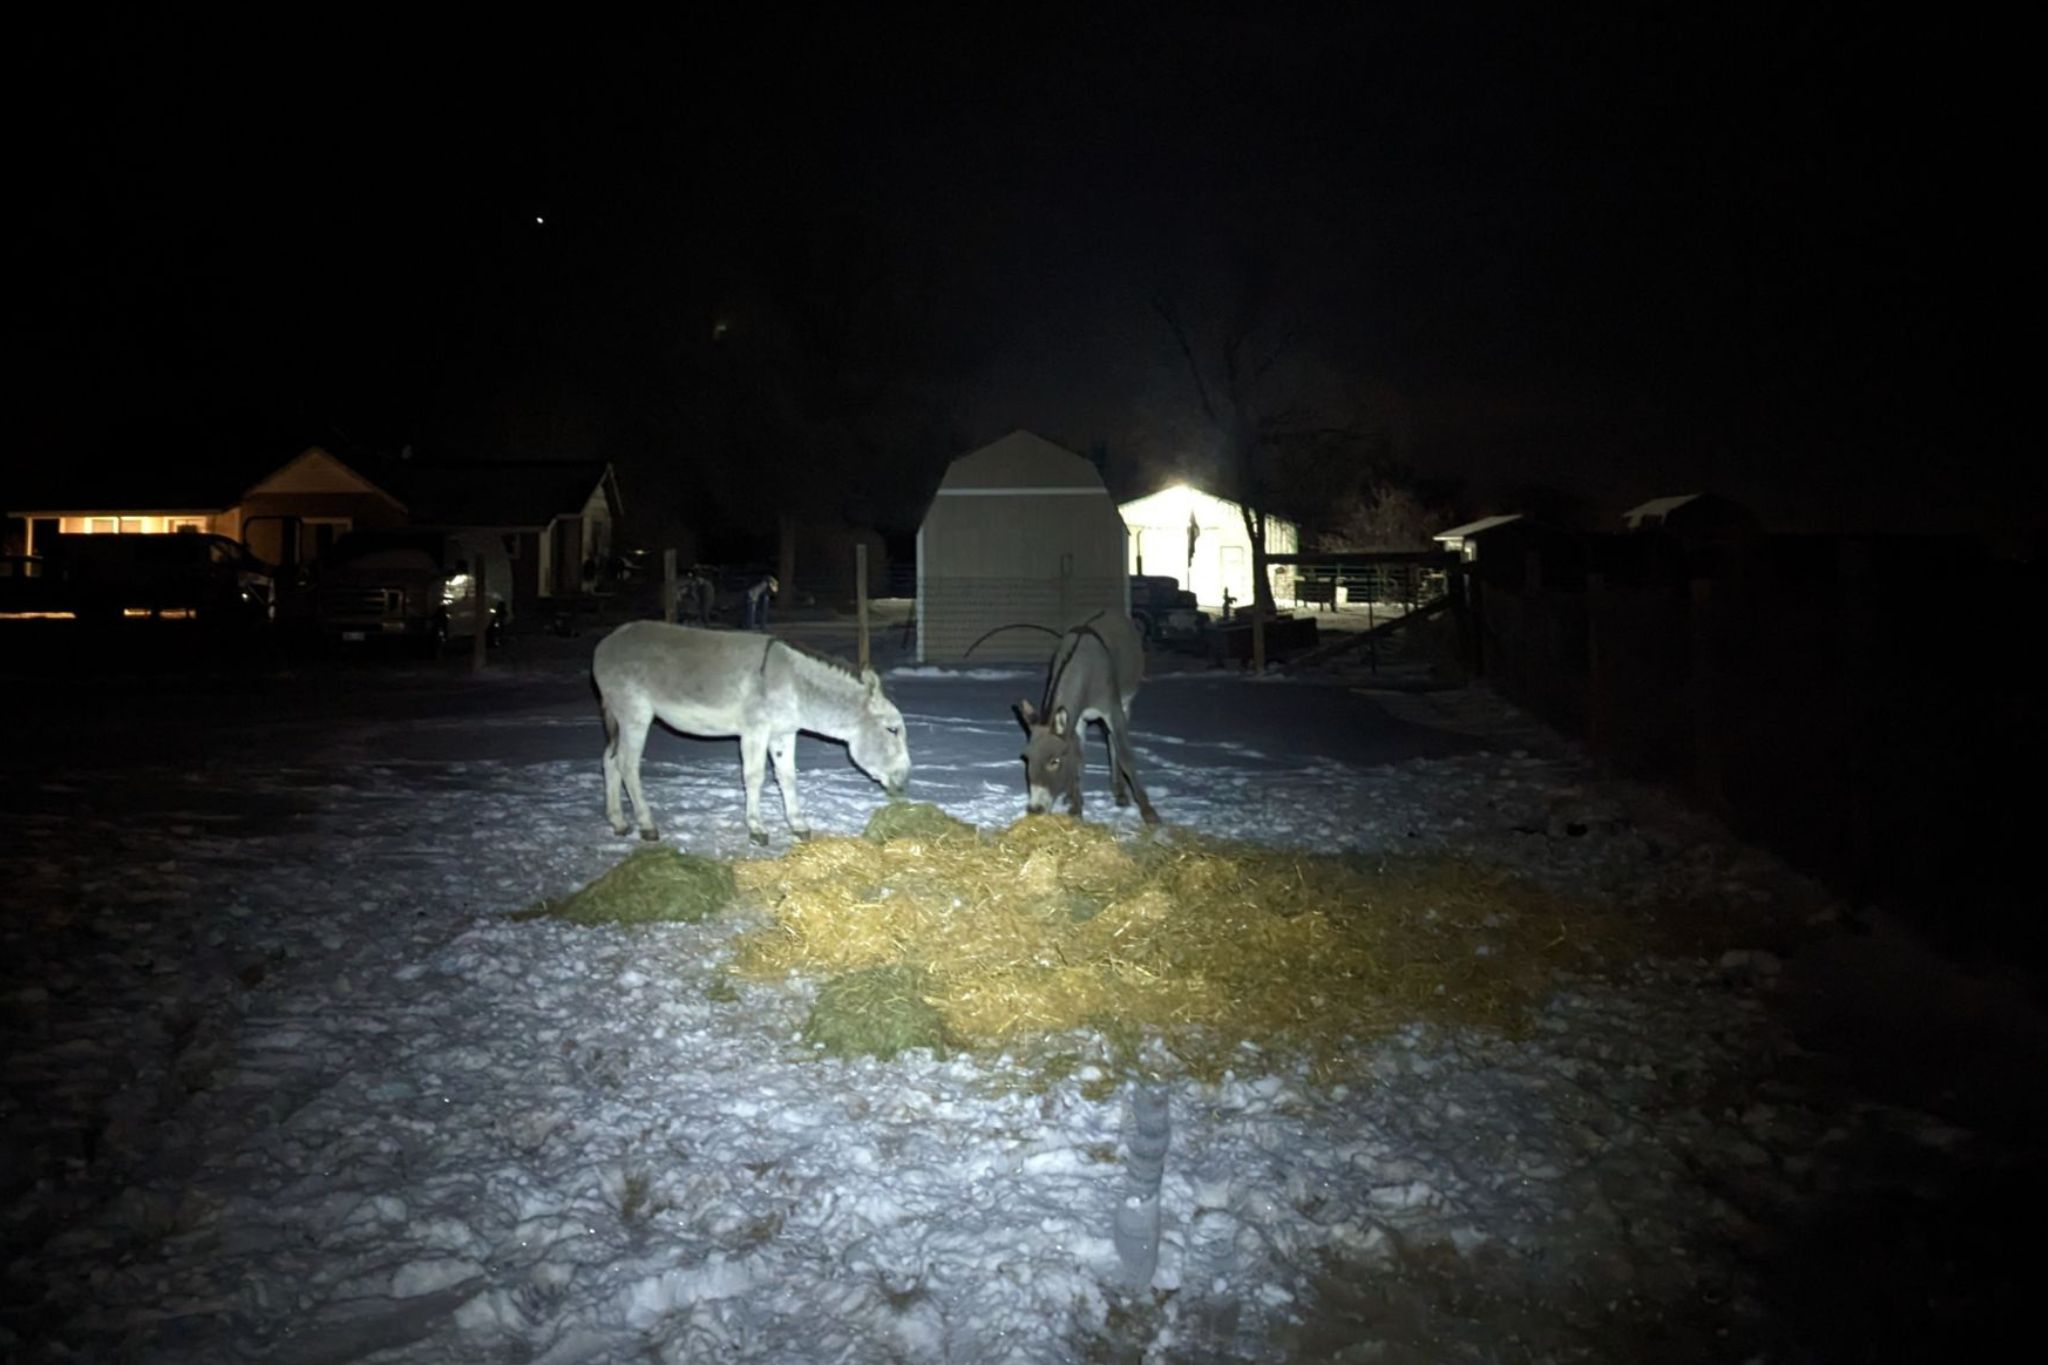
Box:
[740,731,772,845]
[769,731,809,839]
[1107,720,1159,825]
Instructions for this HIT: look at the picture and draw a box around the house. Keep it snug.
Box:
[7,445,624,608]
[915,431,1127,661]
[387,461,623,603]
[1117,483,1298,609]
[8,445,408,570]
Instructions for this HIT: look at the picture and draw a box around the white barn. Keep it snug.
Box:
[1118,483,1297,608]
[916,432,1128,662]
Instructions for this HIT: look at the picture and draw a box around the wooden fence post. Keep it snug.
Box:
[1584,571,1604,756]
[778,512,798,610]
[662,548,677,624]
[856,542,871,674]
[1687,576,1722,814]
[471,558,489,673]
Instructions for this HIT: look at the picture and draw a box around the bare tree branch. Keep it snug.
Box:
[1153,294,1227,433]
[1251,328,1298,383]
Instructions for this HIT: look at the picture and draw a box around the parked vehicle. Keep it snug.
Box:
[311,530,511,655]
[0,555,57,615]
[45,533,275,628]
[1127,574,1205,641]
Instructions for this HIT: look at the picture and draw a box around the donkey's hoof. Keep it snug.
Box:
[638,827,661,842]
[610,822,632,837]
[748,828,770,847]
[1139,807,1161,826]
[1114,792,1132,808]
[790,826,813,841]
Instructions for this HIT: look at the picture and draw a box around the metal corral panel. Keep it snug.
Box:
[917,432,1128,661]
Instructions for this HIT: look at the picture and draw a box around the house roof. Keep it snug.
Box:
[388,461,621,530]
[1117,484,1298,537]
[6,437,389,517]
[1432,513,1525,543]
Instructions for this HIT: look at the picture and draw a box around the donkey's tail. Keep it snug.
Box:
[963,621,1061,657]
[600,699,620,756]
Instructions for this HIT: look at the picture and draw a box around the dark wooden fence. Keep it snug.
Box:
[1469,529,2040,968]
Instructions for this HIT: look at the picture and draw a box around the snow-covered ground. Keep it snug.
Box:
[1,620,2039,1362]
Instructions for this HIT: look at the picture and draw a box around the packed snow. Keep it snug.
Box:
[1,621,2036,1362]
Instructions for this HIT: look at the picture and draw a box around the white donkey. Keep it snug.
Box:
[593,621,911,844]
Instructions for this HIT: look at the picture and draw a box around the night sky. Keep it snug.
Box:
[17,8,2025,538]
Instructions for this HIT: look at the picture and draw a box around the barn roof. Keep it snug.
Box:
[935,431,1108,494]
[1621,494,1703,529]
[1621,493,1758,533]
[1432,513,1525,543]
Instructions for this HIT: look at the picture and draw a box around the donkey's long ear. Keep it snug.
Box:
[1015,699,1039,732]
[861,668,882,696]
[1052,705,1071,737]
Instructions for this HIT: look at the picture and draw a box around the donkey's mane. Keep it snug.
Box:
[774,637,865,684]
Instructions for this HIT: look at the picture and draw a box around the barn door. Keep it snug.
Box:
[1219,544,1245,611]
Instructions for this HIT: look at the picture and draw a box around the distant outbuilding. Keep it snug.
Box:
[1621,493,1758,536]
[1117,483,1297,608]
[915,431,1127,661]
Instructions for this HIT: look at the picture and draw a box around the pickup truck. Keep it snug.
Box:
[311,530,511,655]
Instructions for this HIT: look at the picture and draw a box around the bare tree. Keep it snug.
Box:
[1319,479,1447,552]
[1152,276,1376,613]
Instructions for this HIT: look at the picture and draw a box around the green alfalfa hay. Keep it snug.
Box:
[534,846,737,925]
[862,800,979,845]
[802,963,954,1060]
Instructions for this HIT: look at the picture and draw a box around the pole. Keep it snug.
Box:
[470,558,489,673]
[777,512,798,612]
[663,548,678,624]
[1367,590,1377,676]
[855,542,871,674]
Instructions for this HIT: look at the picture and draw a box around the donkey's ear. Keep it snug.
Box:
[1052,705,1071,737]
[861,668,881,696]
[1015,699,1039,731]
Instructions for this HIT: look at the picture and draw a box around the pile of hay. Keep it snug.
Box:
[531,846,736,925]
[860,800,978,845]
[732,811,1638,1079]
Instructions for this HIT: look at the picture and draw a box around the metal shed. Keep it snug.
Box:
[915,431,1127,661]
